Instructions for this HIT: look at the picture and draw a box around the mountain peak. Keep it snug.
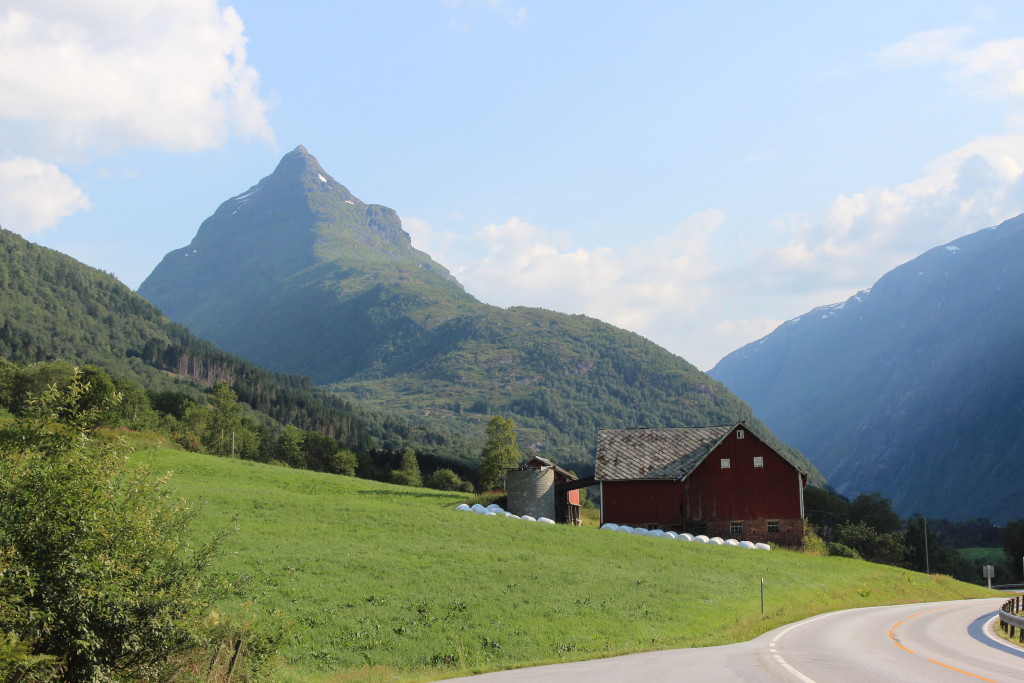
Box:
[270,145,338,188]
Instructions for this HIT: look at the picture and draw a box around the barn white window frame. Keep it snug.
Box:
[753,456,764,468]
[737,429,745,439]
[730,521,743,536]
[720,458,731,469]
[767,520,781,533]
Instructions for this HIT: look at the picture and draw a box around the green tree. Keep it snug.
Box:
[834,521,907,565]
[328,448,358,476]
[803,486,851,540]
[849,492,903,534]
[0,371,228,681]
[903,515,971,580]
[1005,519,1024,581]
[204,382,244,456]
[276,425,306,468]
[390,448,422,487]
[478,415,521,491]
[301,430,340,472]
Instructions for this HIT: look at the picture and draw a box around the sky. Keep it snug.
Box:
[4,1,1024,370]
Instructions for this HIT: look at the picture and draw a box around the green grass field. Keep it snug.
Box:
[134,447,998,682]
[958,547,1006,564]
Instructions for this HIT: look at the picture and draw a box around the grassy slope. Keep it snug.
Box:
[137,448,998,682]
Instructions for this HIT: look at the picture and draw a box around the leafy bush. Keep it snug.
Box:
[801,529,828,556]
[834,521,907,565]
[0,372,234,681]
[426,468,473,492]
[827,542,861,559]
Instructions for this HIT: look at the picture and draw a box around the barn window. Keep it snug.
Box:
[720,458,731,469]
[730,521,743,535]
[737,429,745,439]
[753,456,764,468]
[767,520,781,533]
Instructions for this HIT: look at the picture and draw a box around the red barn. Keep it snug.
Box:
[596,423,807,545]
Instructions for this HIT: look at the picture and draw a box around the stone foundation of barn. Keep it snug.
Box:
[704,518,805,547]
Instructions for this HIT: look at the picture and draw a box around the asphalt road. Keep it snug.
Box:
[444,598,1024,682]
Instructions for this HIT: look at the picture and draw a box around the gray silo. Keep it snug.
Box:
[506,466,556,521]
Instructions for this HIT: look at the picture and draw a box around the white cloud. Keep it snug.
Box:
[876,27,1024,105]
[875,27,974,68]
[713,318,783,343]
[403,215,462,259]
[751,138,1024,298]
[0,157,91,233]
[0,0,272,158]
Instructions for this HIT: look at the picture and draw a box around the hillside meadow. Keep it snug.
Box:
[134,447,998,682]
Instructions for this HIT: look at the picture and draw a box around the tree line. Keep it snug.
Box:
[805,487,1024,585]
[0,359,479,494]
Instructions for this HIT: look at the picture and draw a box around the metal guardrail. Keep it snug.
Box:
[998,596,1024,643]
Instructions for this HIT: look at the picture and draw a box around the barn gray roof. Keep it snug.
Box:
[595,424,737,481]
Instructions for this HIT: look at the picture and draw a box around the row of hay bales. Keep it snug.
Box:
[600,523,771,550]
[455,502,556,524]
[454,504,769,550]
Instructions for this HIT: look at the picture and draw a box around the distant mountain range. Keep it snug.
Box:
[711,214,1024,523]
[139,146,820,479]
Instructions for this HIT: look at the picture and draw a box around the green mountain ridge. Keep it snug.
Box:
[0,226,466,458]
[139,146,823,480]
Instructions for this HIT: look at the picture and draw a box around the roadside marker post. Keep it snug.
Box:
[983,564,995,589]
[761,577,765,615]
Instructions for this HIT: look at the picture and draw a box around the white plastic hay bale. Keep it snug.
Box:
[617,525,634,533]
[738,541,755,549]
[485,511,498,516]
[649,530,666,538]
[694,535,710,543]
[664,531,678,539]
[600,523,620,531]
[471,504,487,513]
[521,515,537,522]
[755,543,771,551]
[537,517,556,525]
[679,533,694,542]
[725,539,740,547]
[630,528,649,536]
[504,512,519,518]
[455,504,471,511]
[487,504,505,513]
[709,537,725,545]
[474,508,490,515]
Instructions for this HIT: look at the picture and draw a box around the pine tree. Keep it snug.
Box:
[390,448,422,487]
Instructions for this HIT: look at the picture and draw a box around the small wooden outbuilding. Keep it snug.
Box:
[595,422,807,545]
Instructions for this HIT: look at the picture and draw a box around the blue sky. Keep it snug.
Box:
[4,1,1024,369]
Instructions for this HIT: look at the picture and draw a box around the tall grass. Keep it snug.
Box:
[136,448,997,682]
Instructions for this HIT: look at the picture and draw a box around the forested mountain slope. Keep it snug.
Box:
[140,146,821,479]
[0,227,462,456]
[710,214,1024,522]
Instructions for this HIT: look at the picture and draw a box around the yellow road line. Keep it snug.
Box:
[925,658,996,682]
[888,606,996,682]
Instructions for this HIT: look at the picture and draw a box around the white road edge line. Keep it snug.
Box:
[983,614,1024,652]
[768,612,840,683]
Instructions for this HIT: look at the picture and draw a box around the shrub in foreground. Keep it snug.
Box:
[0,373,237,681]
